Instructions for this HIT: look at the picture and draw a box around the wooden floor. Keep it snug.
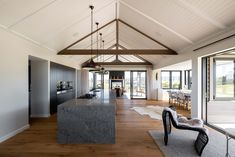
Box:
[0,99,190,157]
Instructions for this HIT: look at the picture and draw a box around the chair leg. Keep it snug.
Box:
[194,132,209,156]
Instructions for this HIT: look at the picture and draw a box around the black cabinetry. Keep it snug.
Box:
[50,62,76,114]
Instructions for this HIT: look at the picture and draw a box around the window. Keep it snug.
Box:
[161,71,182,89]
[172,72,181,89]
[161,71,170,88]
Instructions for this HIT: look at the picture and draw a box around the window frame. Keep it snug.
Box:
[161,70,182,89]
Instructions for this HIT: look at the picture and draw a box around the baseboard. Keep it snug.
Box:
[0,124,30,143]
[30,114,50,118]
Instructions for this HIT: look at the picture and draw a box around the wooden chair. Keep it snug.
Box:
[162,107,209,156]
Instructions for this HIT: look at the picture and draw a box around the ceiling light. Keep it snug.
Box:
[82,5,96,70]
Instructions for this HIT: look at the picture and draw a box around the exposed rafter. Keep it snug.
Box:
[58,19,116,54]
[119,0,193,44]
[59,49,176,55]
[118,19,176,52]
[58,18,178,55]
[82,61,152,66]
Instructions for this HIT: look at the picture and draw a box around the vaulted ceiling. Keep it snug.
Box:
[0,0,235,65]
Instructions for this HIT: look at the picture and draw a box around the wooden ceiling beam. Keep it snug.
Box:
[58,49,177,55]
[58,19,116,54]
[118,19,177,53]
[87,62,152,65]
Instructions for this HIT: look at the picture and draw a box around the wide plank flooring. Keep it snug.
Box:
[0,99,190,157]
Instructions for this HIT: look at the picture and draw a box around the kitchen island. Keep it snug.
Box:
[57,90,116,144]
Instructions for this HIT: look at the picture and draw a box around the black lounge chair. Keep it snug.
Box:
[162,107,209,156]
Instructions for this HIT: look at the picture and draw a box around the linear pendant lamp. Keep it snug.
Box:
[82,5,97,70]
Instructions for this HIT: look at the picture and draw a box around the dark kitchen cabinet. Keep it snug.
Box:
[50,62,76,114]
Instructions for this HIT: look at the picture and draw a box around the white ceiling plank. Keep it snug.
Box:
[0,0,56,27]
[69,23,116,49]
[120,0,193,44]
[119,40,132,49]
[11,0,115,47]
[119,3,189,51]
[139,55,162,65]
[185,0,235,27]
[120,0,223,44]
[44,1,116,51]
[119,22,167,49]
[175,0,225,29]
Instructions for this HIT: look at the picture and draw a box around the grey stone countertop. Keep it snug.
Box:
[59,89,116,108]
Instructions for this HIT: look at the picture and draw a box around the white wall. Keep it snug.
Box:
[0,27,79,142]
[30,59,49,117]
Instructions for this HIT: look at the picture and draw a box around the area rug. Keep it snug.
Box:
[149,129,235,157]
[130,106,164,120]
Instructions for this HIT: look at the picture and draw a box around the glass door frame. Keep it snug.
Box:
[201,57,209,123]
[130,70,147,99]
[201,56,224,132]
[201,54,235,134]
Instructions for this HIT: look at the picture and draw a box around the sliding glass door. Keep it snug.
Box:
[130,71,147,99]
[202,52,235,130]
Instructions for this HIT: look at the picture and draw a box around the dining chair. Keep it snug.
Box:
[167,91,178,106]
[177,92,186,108]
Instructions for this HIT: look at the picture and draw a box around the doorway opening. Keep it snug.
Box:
[28,56,49,123]
[130,71,147,99]
[124,71,147,99]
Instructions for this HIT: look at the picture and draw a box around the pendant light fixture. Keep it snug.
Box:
[96,33,105,73]
[95,22,101,70]
[90,22,101,73]
[99,33,105,72]
[101,40,109,75]
[82,5,97,70]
